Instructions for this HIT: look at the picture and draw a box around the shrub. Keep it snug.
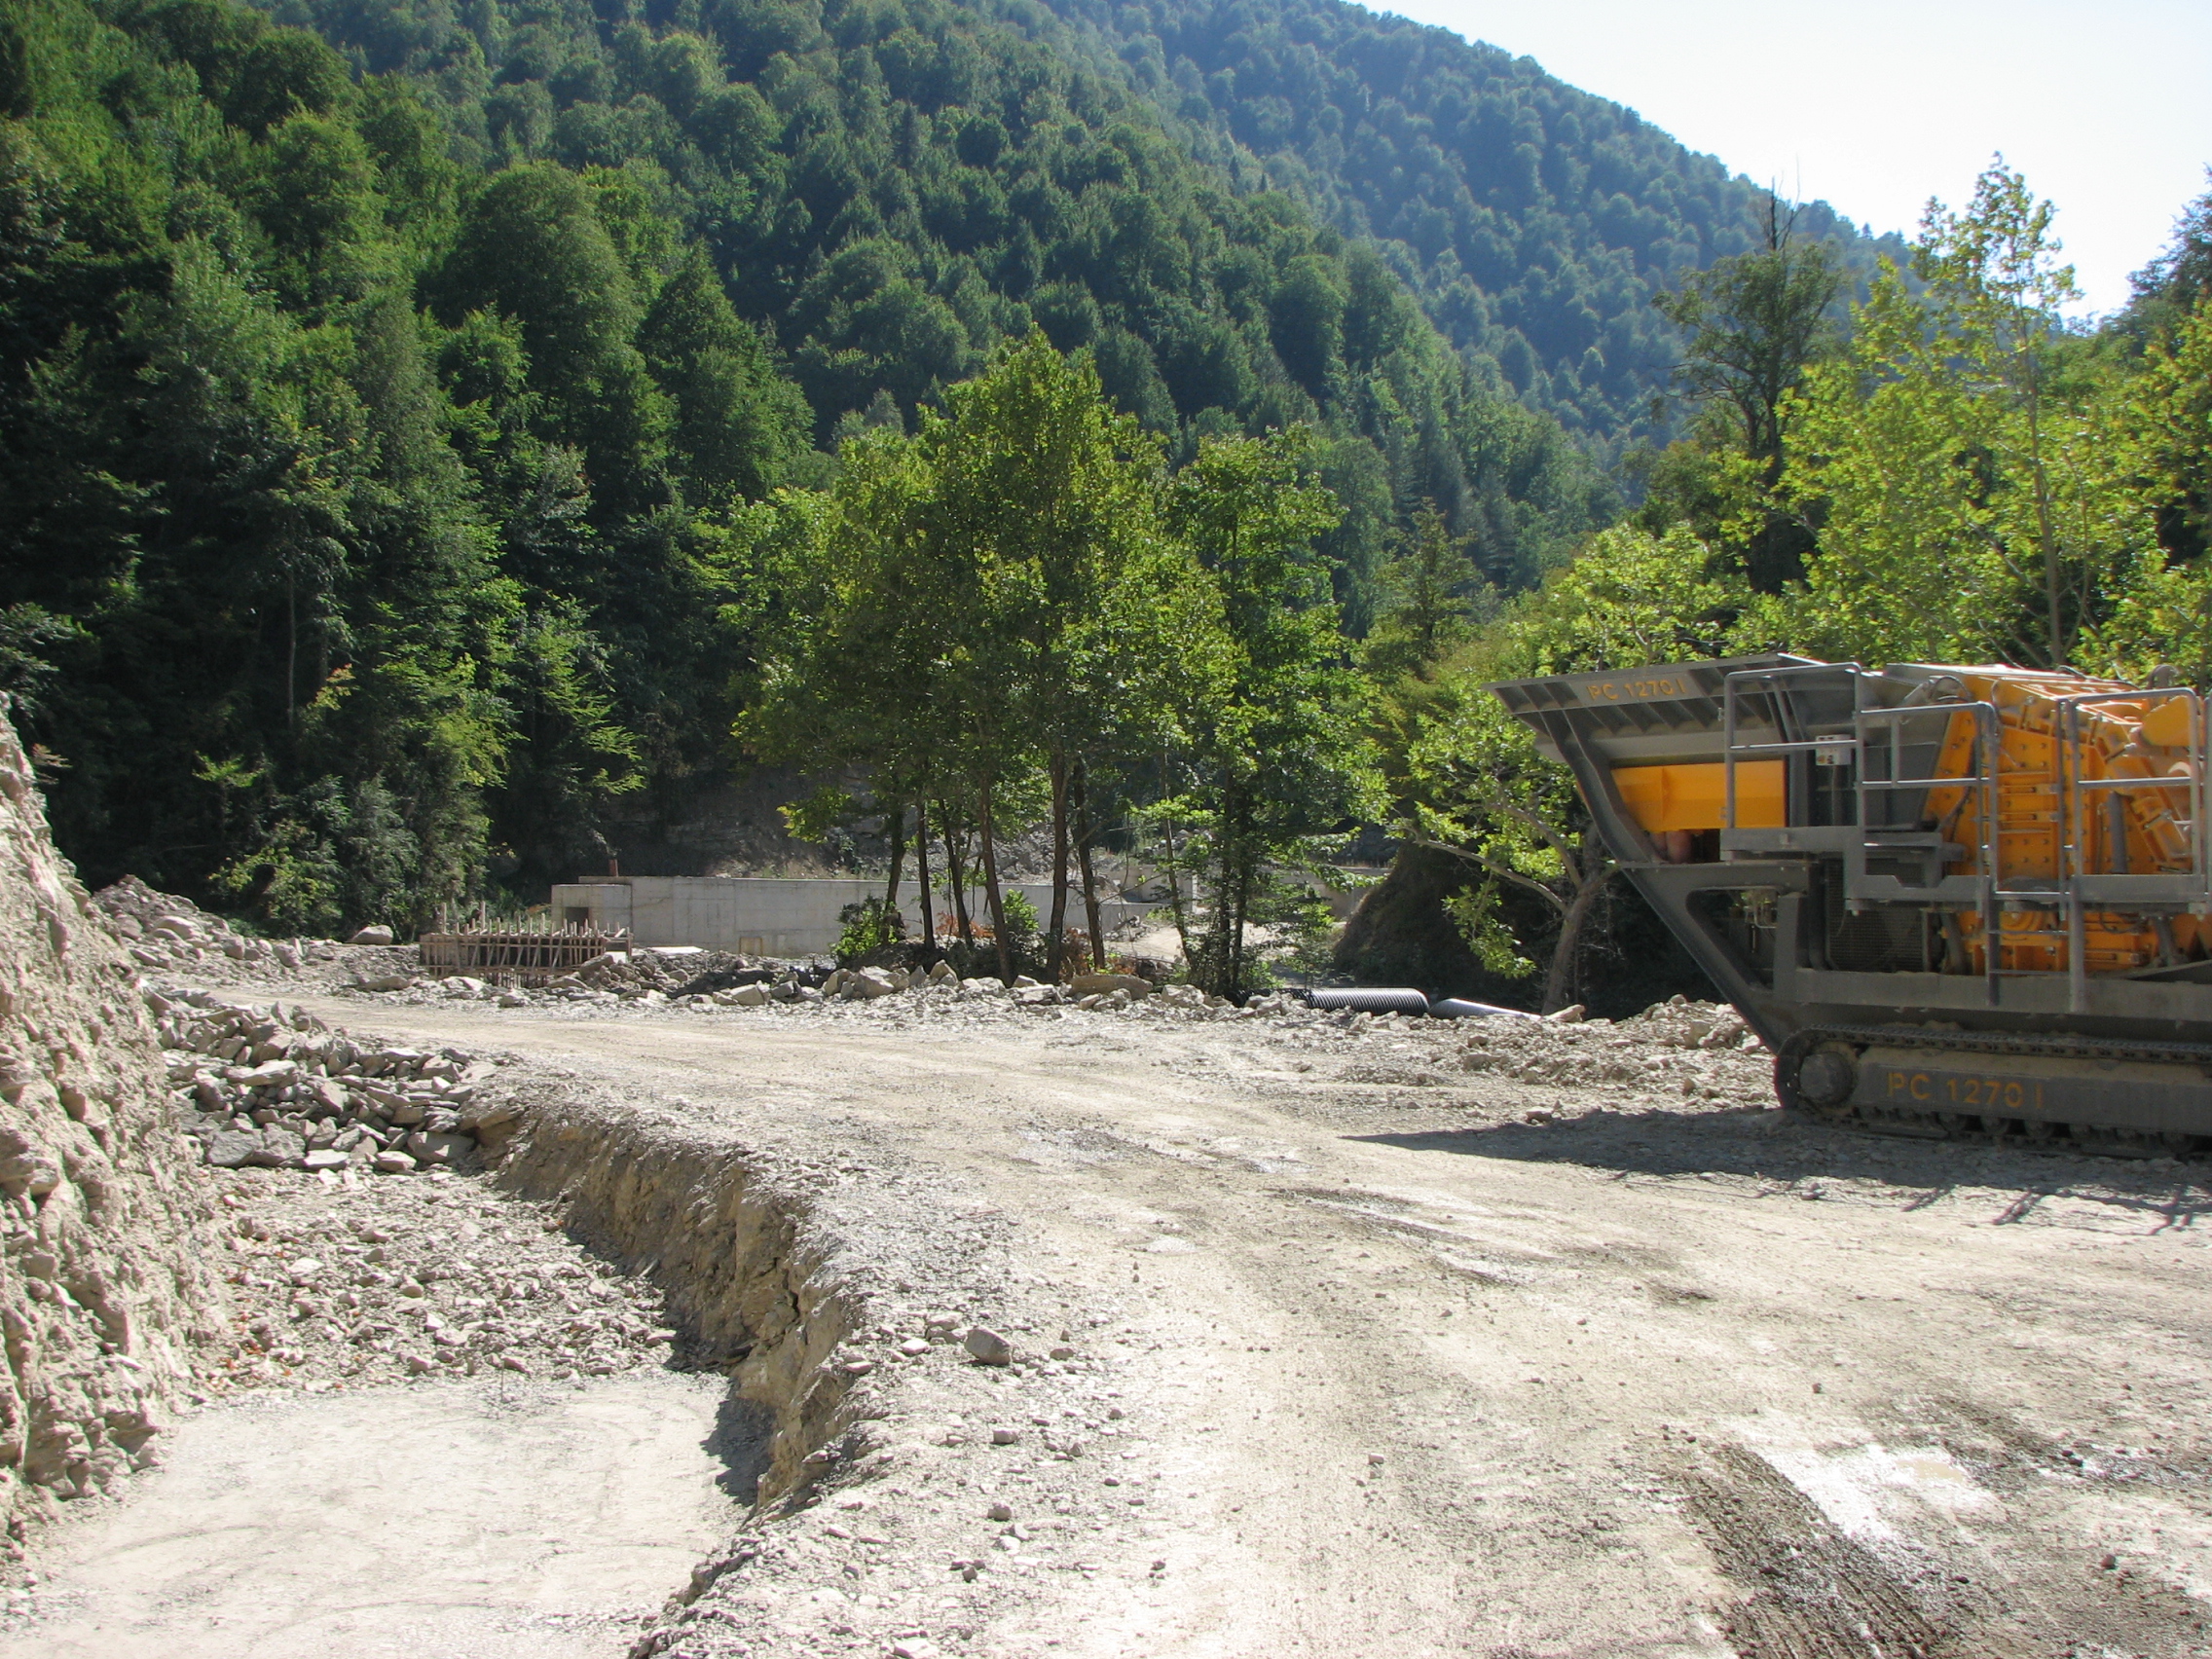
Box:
[833,897,905,967]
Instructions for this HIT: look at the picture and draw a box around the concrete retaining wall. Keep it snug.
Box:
[550,875,1156,956]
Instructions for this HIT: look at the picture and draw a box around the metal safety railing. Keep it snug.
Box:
[1854,695,2004,1000]
[1720,660,1857,832]
[2055,686,2211,1011]
[1724,662,2005,998]
[1722,666,2212,1007]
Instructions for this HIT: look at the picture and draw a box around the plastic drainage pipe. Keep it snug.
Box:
[1427,998,1539,1020]
[1305,987,1432,1016]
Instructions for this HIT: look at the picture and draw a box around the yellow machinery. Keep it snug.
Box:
[1490,656,2212,1153]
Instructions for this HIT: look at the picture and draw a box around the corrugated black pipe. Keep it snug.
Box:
[1305,987,1432,1015]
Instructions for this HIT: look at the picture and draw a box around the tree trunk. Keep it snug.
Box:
[1046,755,1070,980]
[1197,793,1243,996]
[884,802,905,916]
[1160,753,1193,966]
[1073,760,1105,975]
[286,569,298,735]
[1226,848,1253,1004]
[1541,862,1615,1014]
[941,804,972,949]
[977,777,1013,982]
[913,797,935,955]
[2027,385,2066,668]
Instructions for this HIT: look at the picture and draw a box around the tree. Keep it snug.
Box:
[640,246,808,505]
[2120,291,2212,570]
[1772,160,2144,668]
[224,25,349,134]
[1155,427,1375,1002]
[1405,696,1613,1013]
[1651,192,1842,589]
[748,335,1207,982]
[2078,297,2212,678]
[924,335,1203,978]
[430,164,667,505]
[2120,170,2212,345]
[1914,162,2087,665]
[1359,500,1489,682]
[2105,185,2212,570]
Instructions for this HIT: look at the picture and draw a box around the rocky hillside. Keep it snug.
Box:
[0,700,224,1552]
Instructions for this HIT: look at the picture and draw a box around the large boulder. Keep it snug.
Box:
[1069,972,1152,998]
[841,967,900,1000]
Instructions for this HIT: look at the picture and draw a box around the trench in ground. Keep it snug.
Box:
[0,1090,857,1659]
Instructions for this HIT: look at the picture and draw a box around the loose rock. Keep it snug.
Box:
[963,1325,1014,1366]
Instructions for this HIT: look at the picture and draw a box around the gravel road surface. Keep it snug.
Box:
[18,978,2212,1658]
[304,993,2212,1658]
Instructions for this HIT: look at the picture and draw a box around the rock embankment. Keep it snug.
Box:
[152,991,520,1175]
[0,706,226,1552]
[88,875,340,979]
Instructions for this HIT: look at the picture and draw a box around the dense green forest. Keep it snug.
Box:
[1035,0,1908,449]
[2,0,2204,1011]
[247,0,1622,572]
[0,0,1611,935]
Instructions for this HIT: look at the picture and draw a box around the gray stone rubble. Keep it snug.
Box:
[149,988,518,1174]
[90,874,341,977]
[192,1160,678,1392]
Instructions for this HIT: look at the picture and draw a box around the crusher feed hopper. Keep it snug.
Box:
[1489,655,2212,1153]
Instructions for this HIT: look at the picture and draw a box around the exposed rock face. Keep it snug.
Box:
[0,704,224,1548]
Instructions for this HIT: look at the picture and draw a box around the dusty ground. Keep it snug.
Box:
[6,1371,732,1659]
[19,967,2212,1658]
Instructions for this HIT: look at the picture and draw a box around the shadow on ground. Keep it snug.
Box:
[1347,1108,2212,1223]
[704,1392,776,1502]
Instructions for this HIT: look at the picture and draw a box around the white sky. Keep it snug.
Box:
[1373,0,2212,314]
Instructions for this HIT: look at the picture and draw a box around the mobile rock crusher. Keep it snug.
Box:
[1489,656,2212,1152]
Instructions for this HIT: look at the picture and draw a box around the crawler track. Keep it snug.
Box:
[1776,1024,2212,1156]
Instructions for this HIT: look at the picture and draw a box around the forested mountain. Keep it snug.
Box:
[0,0,1617,931]
[1035,0,1909,448]
[0,0,2014,962]
[257,0,1619,581]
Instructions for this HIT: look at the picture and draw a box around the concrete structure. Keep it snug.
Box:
[549,875,1158,958]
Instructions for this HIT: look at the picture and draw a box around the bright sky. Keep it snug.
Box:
[1374,0,2212,314]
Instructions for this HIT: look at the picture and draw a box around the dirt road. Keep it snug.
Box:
[276,996,2212,1658]
[7,1372,731,1659]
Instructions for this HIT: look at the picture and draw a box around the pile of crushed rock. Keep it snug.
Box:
[139,970,679,1390]
[91,875,342,977]
[197,1159,677,1391]
[346,954,1280,1021]
[346,943,796,1003]
[149,986,520,1174]
[1448,995,1771,1107]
